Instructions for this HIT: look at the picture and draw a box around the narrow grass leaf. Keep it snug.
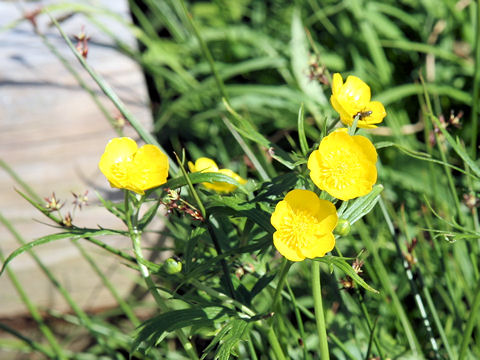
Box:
[341,185,384,225]
[0,229,124,276]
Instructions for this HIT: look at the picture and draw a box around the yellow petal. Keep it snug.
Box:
[98,137,137,189]
[331,73,343,95]
[188,161,196,173]
[343,75,371,105]
[194,157,219,172]
[300,233,335,259]
[352,135,378,164]
[128,144,169,194]
[362,100,387,127]
[283,189,321,215]
[315,199,338,232]
[270,189,338,261]
[273,232,305,262]
[270,201,291,230]
[330,94,353,126]
[307,131,378,201]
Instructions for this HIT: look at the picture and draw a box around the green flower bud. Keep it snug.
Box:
[334,219,351,236]
[163,257,182,274]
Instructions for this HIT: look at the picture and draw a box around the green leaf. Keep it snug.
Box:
[431,117,480,179]
[297,103,309,156]
[207,196,275,234]
[0,228,125,276]
[222,99,296,169]
[215,319,251,360]
[137,199,161,231]
[290,9,327,118]
[131,307,234,354]
[375,141,478,179]
[162,172,242,191]
[317,256,378,294]
[340,185,383,225]
[95,190,126,221]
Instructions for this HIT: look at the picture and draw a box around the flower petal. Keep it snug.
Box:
[128,144,169,194]
[194,157,219,172]
[98,137,137,189]
[300,233,335,259]
[307,131,378,200]
[273,232,305,262]
[331,73,343,95]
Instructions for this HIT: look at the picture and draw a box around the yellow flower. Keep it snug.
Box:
[98,137,169,195]
[330,73,386,128]
[307,130,377,200]
[188,157,247,193]
[271,189,338,262]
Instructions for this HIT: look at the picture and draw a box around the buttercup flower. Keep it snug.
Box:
[330,73,386,128]
[271,189,338,262]
[308,130,377,200]
[99,137,169,195]
[188,157,247,193]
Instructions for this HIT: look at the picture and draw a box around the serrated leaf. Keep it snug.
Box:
[0,228,125,276]
[340,185,383,225]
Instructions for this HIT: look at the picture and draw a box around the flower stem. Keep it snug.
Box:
[125,191,199,360]
[267,326,287,360]
[312,260,329,359]
[271,258,292,312]
[459,277,480,360]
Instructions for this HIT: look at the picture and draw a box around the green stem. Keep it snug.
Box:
[470,0,480,157]
[206,219,236,300]
[271,259,292,312]
[355,290,384,360]
[73,241,140,327]
[246,332,259,360]
[311,260,329,359]
[0,212,118,355]
[0,322,54,358]
[0,248,67,360]
[267,326,287,360]
[125,191,199,360]
[380,199,440,358]
[286,281,310,360]
[357,221,422,357]
[459,278,480,360]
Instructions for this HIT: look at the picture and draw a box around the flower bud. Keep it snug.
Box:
[163,257,182,274]
[334,219,351,236]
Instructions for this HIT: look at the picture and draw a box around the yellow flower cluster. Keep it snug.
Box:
[98,137,169,195]
[271,190,338,262]
[271,73,384,261]
[330,73,386,128]
[188,157,247,193]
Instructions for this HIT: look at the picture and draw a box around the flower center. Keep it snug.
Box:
[280,210,318,250]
